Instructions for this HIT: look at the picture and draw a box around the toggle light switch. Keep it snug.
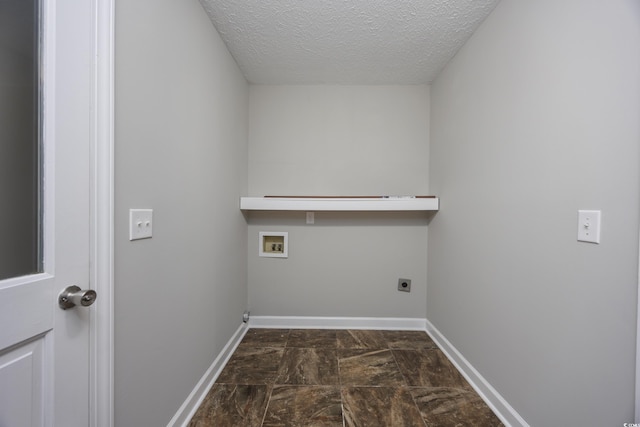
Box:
[129,209,153,241]
[577,210,600,244]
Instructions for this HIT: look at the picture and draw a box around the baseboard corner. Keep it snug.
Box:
[167,322,249,427]
[424,319,529,427]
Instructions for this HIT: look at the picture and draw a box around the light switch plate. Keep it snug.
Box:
[577,210,600,244]
[129,209,153,241]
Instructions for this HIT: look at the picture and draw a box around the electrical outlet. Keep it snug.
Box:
[397,278,411,293]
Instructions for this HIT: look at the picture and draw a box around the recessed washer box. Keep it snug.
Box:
[259,232,288,258]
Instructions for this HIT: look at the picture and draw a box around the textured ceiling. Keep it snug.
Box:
[200,0,501,84]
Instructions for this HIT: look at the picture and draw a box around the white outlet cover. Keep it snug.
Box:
[130,209,153,241]
[306,212,315,224]
[577,210,601,244]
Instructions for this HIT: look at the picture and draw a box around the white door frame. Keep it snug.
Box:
[636,228,640,422]
[90,0,114,426]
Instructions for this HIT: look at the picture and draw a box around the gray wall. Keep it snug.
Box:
[114,0,248,425]
[428,0,639,425]
[249,85,430,196]
[248,85,430,318]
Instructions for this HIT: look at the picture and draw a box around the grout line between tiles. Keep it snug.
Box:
[402,376,430,427]
[337,344,346,427]
[258,384,273,427]
[388,348,409,387]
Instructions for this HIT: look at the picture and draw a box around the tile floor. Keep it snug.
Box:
[188,329,503,426]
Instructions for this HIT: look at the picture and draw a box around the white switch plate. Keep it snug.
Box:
[577,210,600,244]
[306,212,315,224]
[129,209,153,241]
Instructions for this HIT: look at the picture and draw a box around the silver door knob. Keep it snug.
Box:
[58,285,97,310]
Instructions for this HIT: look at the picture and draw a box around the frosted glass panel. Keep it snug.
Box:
[0,0,42,280]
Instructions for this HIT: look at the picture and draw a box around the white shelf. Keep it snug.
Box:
[240,197,439,212]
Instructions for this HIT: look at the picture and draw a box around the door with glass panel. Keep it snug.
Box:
[0,1,96,425]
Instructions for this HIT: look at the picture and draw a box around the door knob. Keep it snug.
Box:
[58,285,97,310]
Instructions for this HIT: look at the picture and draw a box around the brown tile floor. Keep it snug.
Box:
[188,329,503,427]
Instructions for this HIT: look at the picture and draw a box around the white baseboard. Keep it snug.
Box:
[167,322,249,427]
[249,315,427,330]
[425,319,529,427]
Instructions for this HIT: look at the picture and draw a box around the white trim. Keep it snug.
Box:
[168,323,249,427]
[249,315,427,330]
[41,0,56,281]
[425,319,529,427]
[41,1,57,424]
[90,0,115,426]
[636,227,640,422]
[240,196,439,212]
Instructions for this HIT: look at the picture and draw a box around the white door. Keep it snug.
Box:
[0,1,99,426]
